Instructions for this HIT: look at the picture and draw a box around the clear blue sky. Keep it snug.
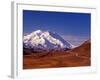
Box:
[23,10,91,46]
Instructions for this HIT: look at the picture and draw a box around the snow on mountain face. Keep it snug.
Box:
[23,30,73,50]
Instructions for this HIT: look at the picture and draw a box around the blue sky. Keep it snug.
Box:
[23,10,91,46]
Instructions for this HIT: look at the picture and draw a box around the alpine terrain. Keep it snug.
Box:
[23,30,72,54]
[23,30,91,69]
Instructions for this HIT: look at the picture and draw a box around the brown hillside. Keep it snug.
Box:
[71,40,91,57]
[23,40,91,69]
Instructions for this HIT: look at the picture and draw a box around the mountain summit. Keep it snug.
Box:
[23,30,73,51]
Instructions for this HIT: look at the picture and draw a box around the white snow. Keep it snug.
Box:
[23,30,73,50]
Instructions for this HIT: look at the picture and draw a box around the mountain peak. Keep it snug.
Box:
[24,30,73,51]
[33,30,42,34]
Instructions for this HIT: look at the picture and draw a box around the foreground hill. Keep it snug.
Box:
[71,40,91,57]
[23,40,91,69]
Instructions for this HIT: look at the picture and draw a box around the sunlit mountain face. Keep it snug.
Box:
[23,30,73,53]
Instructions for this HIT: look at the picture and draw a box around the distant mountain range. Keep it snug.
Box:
[23,30,73,53]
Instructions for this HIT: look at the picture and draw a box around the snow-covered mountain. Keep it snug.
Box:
[23,30,73,51]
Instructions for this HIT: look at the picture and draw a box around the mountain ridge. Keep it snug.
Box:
[23,30,73,52]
